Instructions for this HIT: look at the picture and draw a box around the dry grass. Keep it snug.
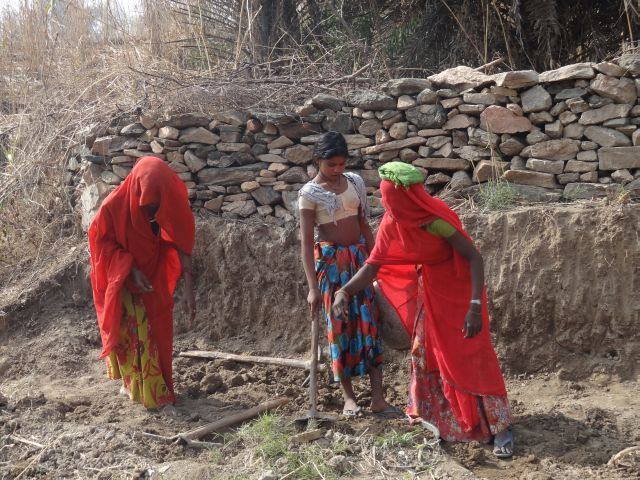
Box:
[0,1,382,289]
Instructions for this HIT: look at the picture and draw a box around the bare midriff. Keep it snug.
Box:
[317,215,363,246]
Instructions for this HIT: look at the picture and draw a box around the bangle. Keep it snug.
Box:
[470,299,481,305]
[335,289,351,300]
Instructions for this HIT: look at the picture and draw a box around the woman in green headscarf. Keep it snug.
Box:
[333,162,514,458]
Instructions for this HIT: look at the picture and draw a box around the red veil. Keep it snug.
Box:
[89,156,195,376]
[368,181,506,431]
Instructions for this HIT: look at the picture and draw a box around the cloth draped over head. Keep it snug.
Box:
[368,161,507,431]
[89,156,195,359]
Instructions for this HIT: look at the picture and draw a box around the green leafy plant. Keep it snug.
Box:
[478,179,516,211]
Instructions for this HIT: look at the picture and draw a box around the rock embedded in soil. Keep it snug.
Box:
[563,182,618,199]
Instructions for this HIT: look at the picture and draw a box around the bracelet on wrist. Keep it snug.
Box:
[335,288,351,299]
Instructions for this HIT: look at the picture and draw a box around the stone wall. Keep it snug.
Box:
[76,61,640,227]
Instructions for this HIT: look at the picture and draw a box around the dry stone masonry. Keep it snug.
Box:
[75,61,640,228]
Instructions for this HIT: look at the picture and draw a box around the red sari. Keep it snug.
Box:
[367,181,511,441]
[89,156,195,398]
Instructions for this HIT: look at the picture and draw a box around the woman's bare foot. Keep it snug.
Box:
[370,399,392,413]
[342,397,362,417]
[371,401,405,419]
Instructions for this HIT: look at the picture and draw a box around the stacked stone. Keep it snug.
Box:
[76,60,640,228]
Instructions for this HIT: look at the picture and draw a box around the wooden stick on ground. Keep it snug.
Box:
[180,397,289,441]
[8,435,44,450]
[179,350,327,372]
[141,397,290,446]
[608,445,640,466]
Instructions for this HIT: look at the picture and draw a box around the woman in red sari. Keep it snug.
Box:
[333,161,514,458]
[89,156,196,415]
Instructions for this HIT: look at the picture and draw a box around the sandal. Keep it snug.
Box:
[372,405,405,420]
[493,428,514,459]
[342,406,364,418]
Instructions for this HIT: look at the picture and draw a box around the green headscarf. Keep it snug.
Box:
[378,161,424,187]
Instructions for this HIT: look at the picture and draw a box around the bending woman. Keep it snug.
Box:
[89,156,196,414]
[298,131,399,418]
[333,162,513,457]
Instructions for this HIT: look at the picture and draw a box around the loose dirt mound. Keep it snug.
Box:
[189,203,640,379]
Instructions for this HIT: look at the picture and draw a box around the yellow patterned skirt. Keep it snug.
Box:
[106,288,175,409]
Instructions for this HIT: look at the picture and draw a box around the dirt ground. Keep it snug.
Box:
[1,203,639,479]
[0,297,638,479]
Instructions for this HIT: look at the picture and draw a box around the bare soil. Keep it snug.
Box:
[1,203,639,479]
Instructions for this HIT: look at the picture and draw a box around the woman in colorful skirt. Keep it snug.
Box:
[333,162,514,457]
[89,156,196,415]
[298,131,401,418]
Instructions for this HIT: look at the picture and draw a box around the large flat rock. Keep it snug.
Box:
[598,146,640,170]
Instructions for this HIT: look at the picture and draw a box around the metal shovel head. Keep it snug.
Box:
[292,409,335,427]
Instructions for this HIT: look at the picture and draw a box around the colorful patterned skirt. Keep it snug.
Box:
[315,241,383,382]
[106,288,175,409]
[407,308,512,442]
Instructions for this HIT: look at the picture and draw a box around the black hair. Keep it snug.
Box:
[312,131,348,165]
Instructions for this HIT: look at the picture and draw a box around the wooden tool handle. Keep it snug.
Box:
[308,309,319,415]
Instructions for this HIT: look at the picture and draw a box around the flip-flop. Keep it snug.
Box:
[493,428,514,459]
[373,405,405,420]
[342,406,364,418]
